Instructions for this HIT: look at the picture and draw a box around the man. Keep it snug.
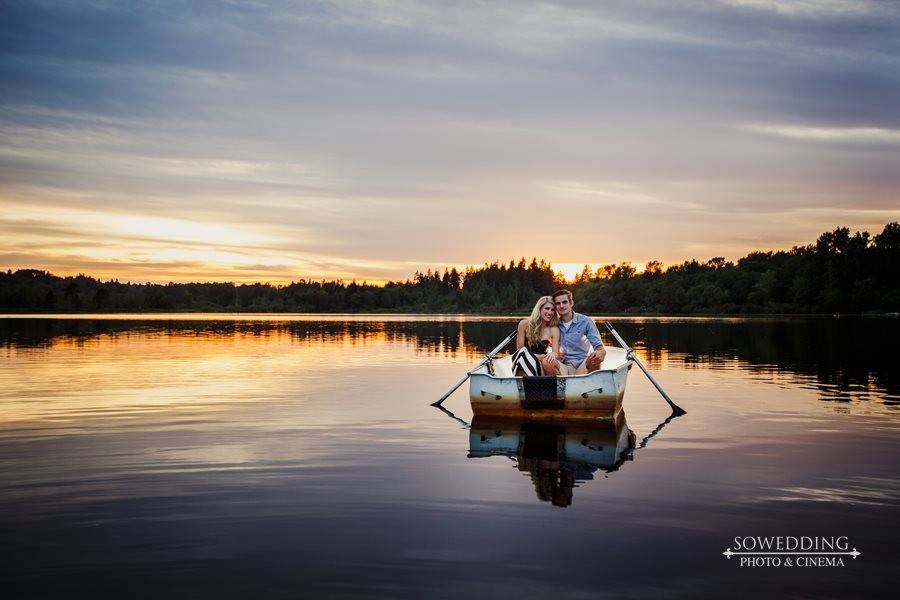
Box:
[552,289,606,375]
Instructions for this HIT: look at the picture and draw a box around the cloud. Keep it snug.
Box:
[722,0,879,17]
[1,0,898,282]
[742,123,900,145]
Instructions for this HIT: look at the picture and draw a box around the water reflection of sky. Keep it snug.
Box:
[0,316,897,598]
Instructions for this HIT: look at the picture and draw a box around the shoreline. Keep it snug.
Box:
[2,311,897,319]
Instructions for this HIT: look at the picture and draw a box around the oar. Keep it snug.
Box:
[433,404,471,428]
[604,322,686,416]
[431,329,517,407]
[637,410,683,448]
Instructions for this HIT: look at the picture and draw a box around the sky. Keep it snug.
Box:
[1,0,899,284]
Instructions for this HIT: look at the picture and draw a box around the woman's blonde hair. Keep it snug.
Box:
[526,295,558,345]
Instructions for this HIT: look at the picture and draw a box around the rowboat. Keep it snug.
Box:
[434,322,682,417]
[468,346,633,419]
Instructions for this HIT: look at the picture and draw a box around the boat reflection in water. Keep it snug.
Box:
[468,412,636,507]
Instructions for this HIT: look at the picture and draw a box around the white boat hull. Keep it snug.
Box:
[468,346,632,419]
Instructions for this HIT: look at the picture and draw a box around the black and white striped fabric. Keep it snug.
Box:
[510,347,542,377]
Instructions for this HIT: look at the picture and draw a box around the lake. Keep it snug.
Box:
[1,315,897,599]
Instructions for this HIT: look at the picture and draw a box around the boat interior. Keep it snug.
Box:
[473,346,629,378]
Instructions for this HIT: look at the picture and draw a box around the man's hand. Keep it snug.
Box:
[540,352,561,376]
[585,347,607,371]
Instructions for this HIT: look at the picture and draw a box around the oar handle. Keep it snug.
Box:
[603,323,632,353]
[485,329,518,358]
[431,328,517,407]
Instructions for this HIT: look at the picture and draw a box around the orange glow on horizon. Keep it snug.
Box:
[554,262,648,282]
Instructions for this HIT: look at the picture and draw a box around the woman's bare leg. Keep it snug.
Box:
[540,355,560,376]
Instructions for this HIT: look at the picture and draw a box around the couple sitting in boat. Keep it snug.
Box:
[511,289,607,377]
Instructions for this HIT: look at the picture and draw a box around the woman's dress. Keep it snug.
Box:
[511,338,550,377]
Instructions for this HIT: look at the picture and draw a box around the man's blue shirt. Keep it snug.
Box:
[558,312,603,366]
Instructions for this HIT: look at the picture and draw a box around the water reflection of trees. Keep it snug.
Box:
[3,317,896,397]
[0,319,469,354]
[612,319,897,397]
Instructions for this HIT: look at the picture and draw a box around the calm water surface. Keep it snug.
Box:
[1,315,898,599]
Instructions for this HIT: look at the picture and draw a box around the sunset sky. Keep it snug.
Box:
[2,0,898,284]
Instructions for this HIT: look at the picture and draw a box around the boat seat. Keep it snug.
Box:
[491,356,514,378]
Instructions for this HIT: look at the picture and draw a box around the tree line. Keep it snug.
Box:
[2,223,897,314]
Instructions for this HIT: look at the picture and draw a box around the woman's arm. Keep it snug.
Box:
[550,326,561,358]
[516,319,527,349]
[538,327,563,376]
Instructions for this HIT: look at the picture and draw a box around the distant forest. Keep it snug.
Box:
[2,223,898,315]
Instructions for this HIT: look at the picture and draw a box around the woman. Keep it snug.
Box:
[510,296,563,377]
